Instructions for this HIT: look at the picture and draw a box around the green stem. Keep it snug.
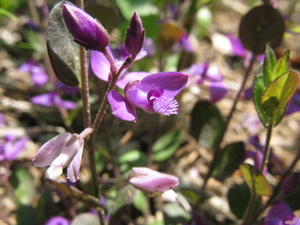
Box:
[202,54,257,190]
[260,119,274,172]
[241,194,257,225]
[242,119,274,225]
[247,146,300,224]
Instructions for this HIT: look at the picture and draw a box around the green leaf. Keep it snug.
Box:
[261,70,299,119]
[152,130,182,162]
[16,205,37,225]
[133,191,148,213]
[190,100,224,149]
[115,0,158,20]
[228,183,251,219]
[9,167,35,205]
[212,142,245,182]
[108,185,138,225]
[263,45,277,86]
[240,163,272,196]
[45,179,104,209]
[72,213,100,225]
[46,1,80,86]
[272,49,290,81]
[163,203,191,224]
[117,149,147,173]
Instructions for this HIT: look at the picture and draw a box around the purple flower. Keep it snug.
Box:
[282,173,300,195]
[286,92,300,116]
[184,62,227,103]
[107,72,188,121]
[32,128,92,182]
[62,3,109,51]
[129,167,179,201]
[19,60,49,88]
[264,201,300,225]
[90,43,151,83]
[125,12,145,60]
[30,91,77,110]
[44,216,70,225]
[0,135,28,161]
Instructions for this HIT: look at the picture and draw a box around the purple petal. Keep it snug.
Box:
[44,216,70,225]
[63,3,109,51]
[227,34,246,57]
[267,202,294,222]
[125,12,145,59]
[108,90,137,121]
[209,81,227,103]
[5,137,28,161]
[67,139,84,182]
[32,133,72,167]
[90,50,111,82]
[30,92,57,107]
[0,113,5,127]
[136,72,188,98]
[178,33,193,53]
[57,99,77,110]
[264,218,284,225]
[117,72,150,89]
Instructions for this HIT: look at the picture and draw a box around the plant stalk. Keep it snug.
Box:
[202,54,257,190]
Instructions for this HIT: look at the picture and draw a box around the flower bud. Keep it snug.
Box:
[129,167,179,195]
[124,12,145,59]
[62,3,109,51]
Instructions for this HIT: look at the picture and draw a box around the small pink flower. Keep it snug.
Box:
[129,167,179,201]
[32,128,92,182]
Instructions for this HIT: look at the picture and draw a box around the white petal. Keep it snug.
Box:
[161,190,177,202]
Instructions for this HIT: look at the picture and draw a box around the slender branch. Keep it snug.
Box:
[260,119,274,172]
[202,54,257,190]
[241,194,257,225]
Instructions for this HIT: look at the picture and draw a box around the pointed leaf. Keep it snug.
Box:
[261,70,299,119]
[45,179,104,209]
[240,163,272,196]
[133,191,148,213]
[253,66,288,127]
[190,100,224,149]
[272,49,290,81]
[212,142,245,181]
[46,1,80,86]
[152,130,182,162]
[117,149,147,174]
[263,46,277,86]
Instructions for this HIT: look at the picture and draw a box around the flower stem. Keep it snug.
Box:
[241,119,274,225]
[260,119,273,172]
[201,54,257,191]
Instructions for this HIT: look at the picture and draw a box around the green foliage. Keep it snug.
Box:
[133,191,148,213]
[212,142,245,182]
[240,163,272,196]
[46,1,80,86]
[9,167,35,205]
[190,100,224,149]
[152,129,182,162]
[253,46,299,127]
[117,149,147,173]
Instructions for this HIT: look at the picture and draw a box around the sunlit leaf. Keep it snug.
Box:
[133,191,148,213]
[45,179,104,209]
[163,203,191,224]
[118,149,147,173]
[240,163,272,196]
[261,70,299,119]
[263,46,277,86]
[46,1,80,86]
[272,49,290,81]
[152,130,182,162]
[212,142,245,181]
[190,100,224,149]
[9,167,35,205]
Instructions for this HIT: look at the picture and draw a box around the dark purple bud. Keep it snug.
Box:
[62,3,109,51]
[282,173,300,194]
[124,12,145,59]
